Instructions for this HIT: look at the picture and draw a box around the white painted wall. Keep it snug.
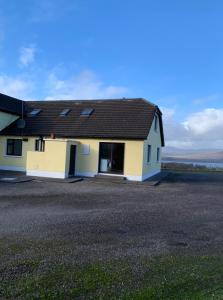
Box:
[142,114,162,180]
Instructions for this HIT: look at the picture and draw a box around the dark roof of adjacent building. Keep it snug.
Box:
[0,96,164,145]
[0,93,23,115]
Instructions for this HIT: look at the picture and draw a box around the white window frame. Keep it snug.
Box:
[157,147,160,162]
[147,144,151,163]
[35,139,45,152]
[154,114,158,132]
[5,139,23,157]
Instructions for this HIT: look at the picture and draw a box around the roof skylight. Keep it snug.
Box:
[80,108,94,116]
[60,108,71,116]
[29,109,41,116]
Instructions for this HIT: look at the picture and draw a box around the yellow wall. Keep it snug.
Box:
[142,115,162,179]
[24,138,143,179]
[66,139,144,179]
[0,130,162,180]
[0,136,35,171]
[26,139,68,178]
[0,112,19,131]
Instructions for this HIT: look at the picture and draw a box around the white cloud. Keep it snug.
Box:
[0,75,32,99]
[160,107,175,120]
[19,45,36,67]
[161,107,190,149]
[0,67,128,101]
[161,106,223,150]
[183,109,223,135]
[45,70,128,100]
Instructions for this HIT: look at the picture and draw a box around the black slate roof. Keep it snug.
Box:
[0,97,164,144]
[0,93,23,115]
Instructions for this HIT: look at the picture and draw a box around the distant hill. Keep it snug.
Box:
[162,148,223,163]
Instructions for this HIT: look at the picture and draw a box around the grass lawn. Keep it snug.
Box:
[1,255,223,299]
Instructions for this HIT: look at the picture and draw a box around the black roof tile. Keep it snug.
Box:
[0,93,23,115]
[0,97,164,145]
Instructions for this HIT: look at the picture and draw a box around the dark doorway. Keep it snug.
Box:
[99,143,125,174]
[69,145,76,176]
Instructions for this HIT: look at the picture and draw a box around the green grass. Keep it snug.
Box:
[1,255,223,299]
[162,162,223,173]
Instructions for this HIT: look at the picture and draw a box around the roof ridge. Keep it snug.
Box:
[25,98,157,107]
[138,98,157,107]
[25,98,151,103]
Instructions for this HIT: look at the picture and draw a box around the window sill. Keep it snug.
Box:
[4,155,23,158]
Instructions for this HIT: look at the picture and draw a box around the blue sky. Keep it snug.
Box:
[1,0,223,149]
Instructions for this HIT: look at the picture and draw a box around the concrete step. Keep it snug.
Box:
[94,174,127,181]
[34,177,83,183]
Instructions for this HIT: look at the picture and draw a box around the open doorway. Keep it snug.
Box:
[69,145,76,176]
[99,142,125,174]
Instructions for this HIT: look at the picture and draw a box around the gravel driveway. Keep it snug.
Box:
[1,171,223,267]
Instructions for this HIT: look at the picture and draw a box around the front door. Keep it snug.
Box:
[69,145,76,176]
[99,143,125,174]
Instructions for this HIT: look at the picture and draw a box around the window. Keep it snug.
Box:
[60,109,71,116]
[147,145,151,163]
[29,109,41,117]
[6,139,22,156]
[35,139,45,152]
[157,147,160,162]
[80,108,94,116]
[154,115,158,131]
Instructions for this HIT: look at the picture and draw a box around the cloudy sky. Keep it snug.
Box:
[0,0,223,150]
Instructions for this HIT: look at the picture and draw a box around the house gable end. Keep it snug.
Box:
[0,111,20,132]
[145,108,165,147]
